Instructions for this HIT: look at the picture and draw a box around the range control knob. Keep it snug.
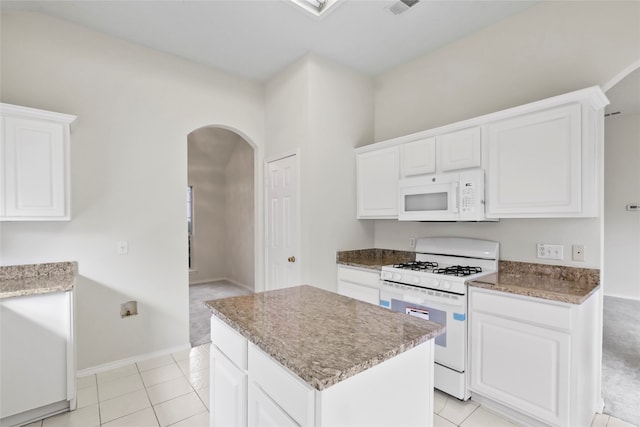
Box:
[393,273,402,282]
[441,281,451,290]
[382,271,393,280]
[411,276,420,284]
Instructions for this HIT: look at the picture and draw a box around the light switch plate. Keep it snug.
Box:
[117,240,129,255]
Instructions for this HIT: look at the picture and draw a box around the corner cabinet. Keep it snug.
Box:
[355,146,399,219]
[468,287,601,427]
[0,103,77,221]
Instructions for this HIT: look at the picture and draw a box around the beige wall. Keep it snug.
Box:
[604,113,640,300]
[265,54,375,291]
[0,11,264,371]
[373,1,640,269]
[225,140,255,290]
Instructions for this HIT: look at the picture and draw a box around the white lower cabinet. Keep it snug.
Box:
[336,265,381,305]
[468,287,601,427]
[0,291,75,427]
[211,346,247,427]
[248,382,299,427]
[210,316,248,427]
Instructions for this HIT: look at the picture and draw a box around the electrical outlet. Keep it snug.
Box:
[409,238,416,248]
[572,244,585,262]
[537,244,564,260]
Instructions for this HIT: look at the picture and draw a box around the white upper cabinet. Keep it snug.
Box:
[355,85,607,220]
[485,102,597,218]
[400,127,481,178]
[400,137,436,177]
[356,146,399,219]
[1,103,76,221]
[439,127,482,172]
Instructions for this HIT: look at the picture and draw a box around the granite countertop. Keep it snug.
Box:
[0,262,77,299]
[468,261,600,305]
[336,248,415,271]
[206,285,445,391]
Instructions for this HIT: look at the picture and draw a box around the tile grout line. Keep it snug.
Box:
[137,358,165,427]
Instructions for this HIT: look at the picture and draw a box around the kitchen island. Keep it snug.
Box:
[206,285,445,427]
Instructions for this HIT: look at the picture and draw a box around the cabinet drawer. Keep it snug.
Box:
[248,344,314,426]
[337,266,380,288]
[470,288,572,331]
[211,316,247,370]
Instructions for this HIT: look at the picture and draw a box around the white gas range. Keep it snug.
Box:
[379,237,499,400]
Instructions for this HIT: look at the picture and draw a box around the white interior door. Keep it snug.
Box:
[266,154,300,290]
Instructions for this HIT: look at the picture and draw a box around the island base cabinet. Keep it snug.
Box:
[248,383,300,427]
[212,313,437,427]
[316,340,435,427]
[468,287,601,427]
[210,346,247,427]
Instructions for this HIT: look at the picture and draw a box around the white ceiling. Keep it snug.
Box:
[2,0,537,82]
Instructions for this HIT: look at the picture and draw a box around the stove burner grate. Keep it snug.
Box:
[432,265,483,277]
[392,261,438,271]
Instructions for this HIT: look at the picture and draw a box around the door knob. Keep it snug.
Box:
[287,256,296,263]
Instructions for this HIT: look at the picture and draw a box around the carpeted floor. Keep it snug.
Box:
[189,280,253,347]
[602,295,640,426]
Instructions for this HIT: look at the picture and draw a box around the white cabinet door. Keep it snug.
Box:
[469,311,570,426]
[356,146,399,219]
[401,137,436,177]
[1,104,75,221]
[486,104,583,217]
[0,291,73,418]
[439,127,481,172]
[248,383,299,427]
[211,346,247,427]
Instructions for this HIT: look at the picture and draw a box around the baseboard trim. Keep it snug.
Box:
[189,277,254,293]
[77,342,191,377]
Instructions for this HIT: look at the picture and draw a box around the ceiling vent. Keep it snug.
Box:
[387,0,420,16]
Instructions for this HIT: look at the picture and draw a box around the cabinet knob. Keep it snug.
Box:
[287,256,296,263]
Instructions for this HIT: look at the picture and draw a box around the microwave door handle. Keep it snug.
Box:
[451,182,459,213]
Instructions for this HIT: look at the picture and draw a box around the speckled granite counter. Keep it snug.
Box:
[468,261,600,304]
[206,285,444,390]
[0,262,77,299]
[336,248,415,271]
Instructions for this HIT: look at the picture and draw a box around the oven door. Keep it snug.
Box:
[398,176,459,221]
[380,285,466,373]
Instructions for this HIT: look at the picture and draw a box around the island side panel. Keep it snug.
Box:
[316,340,435,427]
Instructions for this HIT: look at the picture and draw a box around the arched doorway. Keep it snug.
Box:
[186,125,256,346]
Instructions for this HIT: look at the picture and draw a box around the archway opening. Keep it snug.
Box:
[186,125,255,347]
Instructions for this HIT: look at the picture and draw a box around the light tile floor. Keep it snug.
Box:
[24,343,637,427]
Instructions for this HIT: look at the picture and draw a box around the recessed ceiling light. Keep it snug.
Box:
[289,0,342,17]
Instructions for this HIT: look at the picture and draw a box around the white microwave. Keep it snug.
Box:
[398,169,490,221]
